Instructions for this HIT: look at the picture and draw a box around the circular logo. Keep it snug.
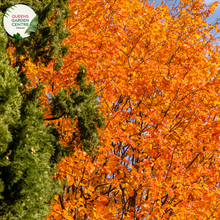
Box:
[2,3,38,39]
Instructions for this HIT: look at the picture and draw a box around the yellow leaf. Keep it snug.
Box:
[195,34,201,39]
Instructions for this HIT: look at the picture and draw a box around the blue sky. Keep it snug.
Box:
[151,0,220,39]
[153,0,220,25]
[204,0,220,24]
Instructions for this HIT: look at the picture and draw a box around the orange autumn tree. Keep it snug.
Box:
[10,0,220,219]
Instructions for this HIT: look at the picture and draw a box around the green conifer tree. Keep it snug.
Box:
[49,65,105,154]
[0,11,22,204]
[0,1,69,218]
[0,14,63,220]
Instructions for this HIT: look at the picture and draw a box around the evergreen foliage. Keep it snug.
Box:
[0,12,21,202]
[50,65,105,153]
[0,2,69,218]
[0,83,64,220]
